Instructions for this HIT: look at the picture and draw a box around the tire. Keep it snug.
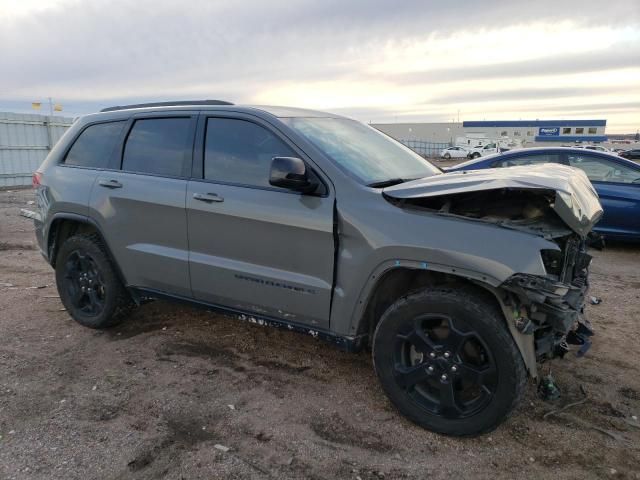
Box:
[372,287,526,436]
[55,233,133,328]
[472,152,481,159]
[443,153,451,159]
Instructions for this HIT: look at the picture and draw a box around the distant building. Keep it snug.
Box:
[461,120,607,145]
[373,119,608,149]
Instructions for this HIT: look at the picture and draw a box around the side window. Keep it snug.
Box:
[204,118,295,188]
[494,153,561,168]
[64,121,125,168]
[122,118,192,177]
[568,154,640,184]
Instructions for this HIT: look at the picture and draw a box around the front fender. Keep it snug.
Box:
[347,260,538,377]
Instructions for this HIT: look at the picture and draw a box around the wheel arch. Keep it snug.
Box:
[354,262,537,377]
[47,214,129,289]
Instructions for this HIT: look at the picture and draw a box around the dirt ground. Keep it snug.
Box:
[0,187,639,480]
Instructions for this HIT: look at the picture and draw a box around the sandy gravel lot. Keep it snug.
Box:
[0,187,639,480]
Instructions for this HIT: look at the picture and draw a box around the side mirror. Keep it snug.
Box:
[269,157,317,193]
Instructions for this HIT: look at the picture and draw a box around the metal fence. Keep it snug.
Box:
[400,140,450,158]
[0,112,75,188]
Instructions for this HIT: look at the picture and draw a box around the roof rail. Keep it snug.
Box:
[100,100,233,112]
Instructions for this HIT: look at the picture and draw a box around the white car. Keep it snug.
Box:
[573,145,610,152]
[440,146,469,159]
[466,143,501,159]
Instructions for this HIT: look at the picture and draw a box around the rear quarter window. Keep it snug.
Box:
[64,121,125,168]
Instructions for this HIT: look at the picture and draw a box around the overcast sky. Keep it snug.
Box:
[1,0,638,132]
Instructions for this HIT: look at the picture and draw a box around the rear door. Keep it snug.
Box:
[186,113,335,328]
[89,112,197,296]
[565,152,640,238]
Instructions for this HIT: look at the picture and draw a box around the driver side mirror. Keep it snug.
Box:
[269,157,318,193]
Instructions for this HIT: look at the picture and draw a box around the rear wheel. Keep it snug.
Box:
[55,233,133,328]
[443,153,451,159]
[372,287,526,436]
[472,152,481,159]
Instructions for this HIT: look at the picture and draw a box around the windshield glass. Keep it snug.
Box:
[284,117,440,185]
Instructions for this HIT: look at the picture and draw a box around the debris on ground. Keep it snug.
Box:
[590,296,603,305]
[543,385,588,419]
[538,373,561,401]
[214,444,230,452]
[19,209,38,220]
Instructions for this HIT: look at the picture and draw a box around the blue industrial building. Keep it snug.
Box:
[462,119,607,143]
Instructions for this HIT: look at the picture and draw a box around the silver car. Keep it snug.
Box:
[32,101,602,436]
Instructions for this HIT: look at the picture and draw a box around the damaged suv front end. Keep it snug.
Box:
[383,164,603,373]
[502,234,594,362]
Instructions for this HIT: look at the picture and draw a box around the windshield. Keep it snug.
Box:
[284,117,440,186]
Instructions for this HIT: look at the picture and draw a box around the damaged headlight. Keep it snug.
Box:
[540,249,563,277]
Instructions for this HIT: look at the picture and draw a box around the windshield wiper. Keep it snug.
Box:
[367,178,406,188]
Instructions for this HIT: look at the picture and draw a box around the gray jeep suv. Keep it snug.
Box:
[32,101,602,436]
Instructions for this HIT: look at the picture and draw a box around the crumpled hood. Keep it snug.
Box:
[383,163,603,237]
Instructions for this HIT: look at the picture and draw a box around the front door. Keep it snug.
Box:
[186,114,335,328]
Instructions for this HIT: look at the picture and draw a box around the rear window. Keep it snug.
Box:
[64,121,125,168]
[122,118,192,177]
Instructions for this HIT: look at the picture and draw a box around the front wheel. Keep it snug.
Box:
[472,152,481,159]
[443,153,451,159]
[372,287,526,436]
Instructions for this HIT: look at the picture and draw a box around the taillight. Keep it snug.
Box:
[32,171,43,188]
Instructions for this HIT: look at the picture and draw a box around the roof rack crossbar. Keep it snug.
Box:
[100,100,233,112]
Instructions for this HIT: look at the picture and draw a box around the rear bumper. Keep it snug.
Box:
[34,217,50,264]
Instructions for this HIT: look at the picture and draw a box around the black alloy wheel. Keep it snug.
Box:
[393,313,497,419]
[62,251,106,316]
[373,287,527,436]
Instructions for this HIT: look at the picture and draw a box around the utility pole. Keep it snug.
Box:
[46,97,54,152]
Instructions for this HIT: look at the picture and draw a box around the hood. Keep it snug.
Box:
[383,164,603,237]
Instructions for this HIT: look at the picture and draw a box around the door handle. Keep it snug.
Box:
[193,192,224,203]
[98,179,123,189]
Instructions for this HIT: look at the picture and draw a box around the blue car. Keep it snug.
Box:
[447,147,640,241]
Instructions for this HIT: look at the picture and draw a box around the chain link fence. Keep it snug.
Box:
[399,140,450,158]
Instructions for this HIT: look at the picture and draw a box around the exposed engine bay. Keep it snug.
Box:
[386,187,571,238]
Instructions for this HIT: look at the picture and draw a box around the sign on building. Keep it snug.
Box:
[538,127,559,136]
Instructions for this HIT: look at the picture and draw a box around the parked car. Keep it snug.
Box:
[619,149,640,160]
[448,147,640,240]
[33,102,601,436]
[440,146,468,159]
[573,145,610,153]
[466,143,507,159]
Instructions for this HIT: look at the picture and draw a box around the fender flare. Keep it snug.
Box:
[45,212,129,288]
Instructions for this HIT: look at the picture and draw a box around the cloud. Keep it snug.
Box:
[0,0,638,131]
